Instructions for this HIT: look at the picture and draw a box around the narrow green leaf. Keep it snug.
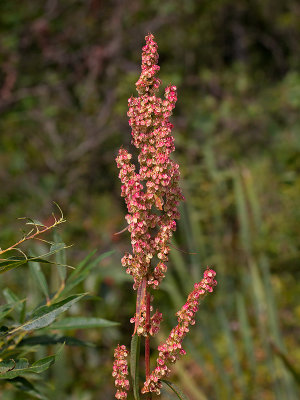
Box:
[130,333,141,400]
[50,317,119,330]
[63,250,115,295]
[29,259,49,299]
[161,380,190,400]
[11,294,86,332]
[53,232,66,281]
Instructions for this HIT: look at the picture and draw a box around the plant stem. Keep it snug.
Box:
[145,290,151,378]
[145,290,152,399]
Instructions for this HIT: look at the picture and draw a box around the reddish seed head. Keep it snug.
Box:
[116,34,184,290]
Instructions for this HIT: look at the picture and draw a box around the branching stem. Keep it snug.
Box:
[0,205,65,256]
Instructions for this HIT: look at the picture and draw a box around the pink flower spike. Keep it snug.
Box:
[116,34,184,291]
[142,268,217,394]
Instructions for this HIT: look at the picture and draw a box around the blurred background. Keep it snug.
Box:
[0,0,299,399]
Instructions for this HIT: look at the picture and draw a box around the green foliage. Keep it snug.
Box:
[0,219,118,399]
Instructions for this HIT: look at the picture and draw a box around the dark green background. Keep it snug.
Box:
[1,1,299,399]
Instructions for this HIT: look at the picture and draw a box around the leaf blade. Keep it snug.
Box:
[49,317,119,330]
[11,294,86,332]
[130,333,141,400]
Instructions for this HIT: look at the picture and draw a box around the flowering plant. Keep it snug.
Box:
[114,34,217,399]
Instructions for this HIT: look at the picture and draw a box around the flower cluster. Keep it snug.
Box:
[141,269,217,395]
[116,34,184,290]
[130,305,163,337]
[112,345,130,399]
[113,34,218,400]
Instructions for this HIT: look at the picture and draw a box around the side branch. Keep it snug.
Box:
[0,205,65,256]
